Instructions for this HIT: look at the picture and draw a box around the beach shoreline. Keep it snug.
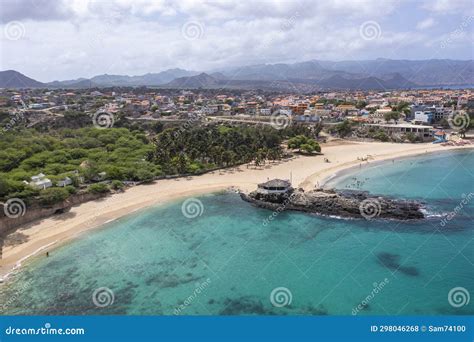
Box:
[319,144,473,187]
[1,141,472,280]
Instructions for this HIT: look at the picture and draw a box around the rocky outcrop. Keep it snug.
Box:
[241,188,424,220]
[0,192,106,231]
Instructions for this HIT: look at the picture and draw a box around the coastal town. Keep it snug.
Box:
[2,87,473,141]
[1,86,472,198]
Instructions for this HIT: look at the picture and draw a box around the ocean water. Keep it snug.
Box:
[1,150,473,315]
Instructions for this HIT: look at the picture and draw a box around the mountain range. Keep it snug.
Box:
[1,59,473,91]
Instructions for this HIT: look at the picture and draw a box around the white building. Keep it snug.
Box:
[295,109,320,123]
[257,179,292,194]
[57,176,72,187]
[201,106,218,115]
[370,107,392,122]
[367,123,433,142]
[414,111,434,124]
[278,109,292,116]
[30,173,53,190]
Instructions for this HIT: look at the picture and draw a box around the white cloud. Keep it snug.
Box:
[423,0,474,14]
[417,18,435,30]
[0,0,471,81]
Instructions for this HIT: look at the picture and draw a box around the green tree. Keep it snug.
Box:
[38,188,70,205]
[111,180,125,190]
[287,135,321,153]
[384,111,400,123]
[88,183,110,194]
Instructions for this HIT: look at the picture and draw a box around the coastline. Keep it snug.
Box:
[1,141,473,280]
[320,145,474,188]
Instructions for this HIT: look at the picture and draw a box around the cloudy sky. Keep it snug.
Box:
[0,0,473,82]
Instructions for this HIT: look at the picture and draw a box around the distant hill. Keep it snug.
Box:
[223,60,356,81]
[317,59,474,86]
[48,68,199,88]
[165,73,221,88]
[47,79,96,89]
[0,70,45,88]
[2,58,473,90]
[316,73,416,90]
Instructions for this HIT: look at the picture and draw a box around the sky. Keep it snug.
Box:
[0,0,473,82]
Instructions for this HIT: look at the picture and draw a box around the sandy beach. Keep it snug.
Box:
[1,141,472,279]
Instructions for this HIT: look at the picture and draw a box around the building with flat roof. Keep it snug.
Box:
[257,179,292,194]
[366,123,434,142]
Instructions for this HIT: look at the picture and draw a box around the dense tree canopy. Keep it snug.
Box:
[0,128,158,202]
[0,123,321,204]
[152,124,284,174]
[287,135,321,154]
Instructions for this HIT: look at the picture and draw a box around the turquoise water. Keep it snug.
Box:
[1,150,473,315]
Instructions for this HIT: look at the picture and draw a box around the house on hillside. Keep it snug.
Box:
[57,176,73,187]
[30,173,53,190]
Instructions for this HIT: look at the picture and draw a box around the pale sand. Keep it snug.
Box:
[1,141,472,279]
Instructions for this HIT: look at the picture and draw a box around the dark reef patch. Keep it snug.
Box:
[219,296,278,315]
[376,252,419,276]
[145,272,203,288]
[301,304,329,315]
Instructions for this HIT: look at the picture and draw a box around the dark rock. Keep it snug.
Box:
[241,187,424,221]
